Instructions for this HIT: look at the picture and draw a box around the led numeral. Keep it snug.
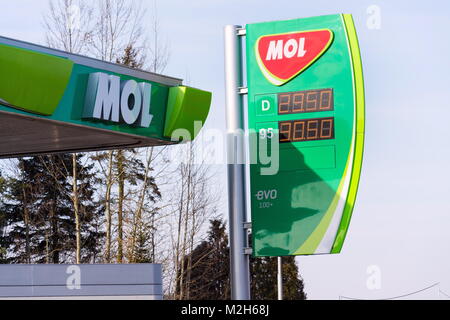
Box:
[278,123,291,142]
[278,117,334,143]
[277,88,334,114]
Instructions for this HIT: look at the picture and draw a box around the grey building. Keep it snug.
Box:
[0,263,162,300]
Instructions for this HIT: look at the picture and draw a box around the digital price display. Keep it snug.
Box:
[277,88,335,143]
[279,117,334,143]
[278,88,333,115]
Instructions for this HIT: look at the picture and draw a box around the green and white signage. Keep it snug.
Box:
[246,14,365,256]
[0,36,211,158]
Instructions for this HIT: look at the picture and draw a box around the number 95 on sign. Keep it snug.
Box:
[256,122,277,139]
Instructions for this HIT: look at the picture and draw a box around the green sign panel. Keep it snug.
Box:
[0,36,211,158]
[246,14,365,256]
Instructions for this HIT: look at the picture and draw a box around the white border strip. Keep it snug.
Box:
[314,14,357,254]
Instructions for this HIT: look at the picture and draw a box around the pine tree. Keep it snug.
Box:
[132,219,153,263]
[251,256,306,300]
[117,45,144,69]
[1,155,103,263]
[176,219,307,300]
[176,219,230,299]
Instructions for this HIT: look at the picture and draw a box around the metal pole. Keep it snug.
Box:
[277,257,283,300]
[224,24,250,300]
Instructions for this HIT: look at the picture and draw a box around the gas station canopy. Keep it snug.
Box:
[0,36,212,158]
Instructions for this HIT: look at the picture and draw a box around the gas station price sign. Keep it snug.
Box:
[246,14,365,257]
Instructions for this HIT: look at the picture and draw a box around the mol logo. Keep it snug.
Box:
[255,29,334,86]
[83,72,153,127]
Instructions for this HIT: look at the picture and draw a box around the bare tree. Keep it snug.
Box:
[116,150,125,263]
[90,151,115,263]
[104,151,114,263]
[72,155,81,263]
[88,0,147,64]
[148,0,169,73]
[43,0,95,264]
[43,0,94,54]
[89,1,148,264]
[164,141,221,299]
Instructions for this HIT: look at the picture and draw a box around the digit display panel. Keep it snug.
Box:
[278,88,334,114]
[279,117,334,143]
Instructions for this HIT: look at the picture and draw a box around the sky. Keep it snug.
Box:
[1,0,450,299]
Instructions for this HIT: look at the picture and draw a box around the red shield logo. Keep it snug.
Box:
[255,29,334,86]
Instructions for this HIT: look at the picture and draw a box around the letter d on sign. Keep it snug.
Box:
[262,100,270,111]
[66,265,81,290]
